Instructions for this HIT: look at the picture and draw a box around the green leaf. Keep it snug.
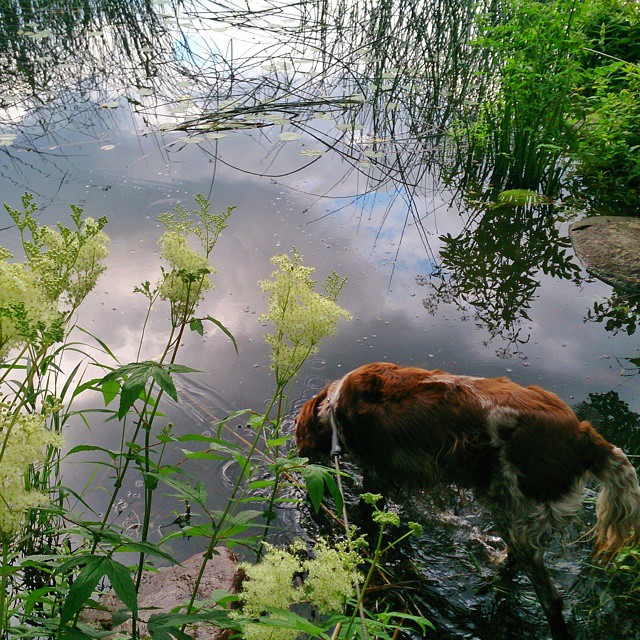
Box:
[323,473,344,515]
[64,444,118,459]
[121,364,154,406]
[190,318,204,335]
[114,542,177,564]
[60,627,102,640]
[59,556,108,627]
[151,473,209,505]
[181,450,231,461]
[103,558,137,617]
[301,465,326,513]
[164,364,199,374]
[23,585,66,615]
[152,367,178,402]
[254,607,328,634]
[100,378,120,406]
[205,316,238,354]
[249,480,275,490]
[147,609,237,640]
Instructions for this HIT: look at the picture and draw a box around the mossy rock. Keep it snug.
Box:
[569,216,640,293]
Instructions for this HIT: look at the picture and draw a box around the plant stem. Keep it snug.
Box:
[0,531,9,635]
[183,393,280,619]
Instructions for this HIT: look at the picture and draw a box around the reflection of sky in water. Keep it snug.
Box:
[2,104,637,414]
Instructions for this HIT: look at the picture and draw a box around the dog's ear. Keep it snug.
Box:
[295,388,332,458]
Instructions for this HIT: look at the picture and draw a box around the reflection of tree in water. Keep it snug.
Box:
[586,290,640,337]
[575,390,640,455]
[0,0,169,110]
[0,0,497,248]
[418,203,581,354]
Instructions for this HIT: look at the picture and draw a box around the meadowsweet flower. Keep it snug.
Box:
[0,411,64,535]
[158,193,233,257]
[372,511,401,527]
[5,196,110,314]
[259,249,351,385]
[303,539,361,614]
[236,539,362,639]
[239,544,300,614]
[157,231,214,324]
[0,259,63,360]
[155,196,232,325]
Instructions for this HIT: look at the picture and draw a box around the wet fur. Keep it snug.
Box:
[295,362,640,640]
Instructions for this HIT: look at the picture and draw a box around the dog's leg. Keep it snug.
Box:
[508,543,573,640]
[489,504,572,640]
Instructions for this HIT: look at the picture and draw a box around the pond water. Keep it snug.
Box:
[1,1,639,639]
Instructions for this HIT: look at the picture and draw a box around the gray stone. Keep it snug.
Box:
[80,547,239,639]
[569,216,640,293]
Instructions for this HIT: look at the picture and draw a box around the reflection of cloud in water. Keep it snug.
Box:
[3,99,637,439]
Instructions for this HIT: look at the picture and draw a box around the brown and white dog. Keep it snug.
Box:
[295,362,640,640]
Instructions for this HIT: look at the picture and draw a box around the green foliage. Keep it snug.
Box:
[300,463,344,514]
[420,202,581,349]
[448,0,640,208]
[574,63,640,209]
[586,290,640,336]
[100,361,198,419]
[57,555,137,629]
[449,0,583,196]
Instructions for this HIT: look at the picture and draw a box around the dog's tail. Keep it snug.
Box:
[592,439,640,560]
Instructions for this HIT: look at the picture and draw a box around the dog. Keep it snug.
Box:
[295,362,640,640]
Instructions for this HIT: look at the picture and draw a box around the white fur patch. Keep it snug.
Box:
[317,375,345,425]
[486,406,519,446]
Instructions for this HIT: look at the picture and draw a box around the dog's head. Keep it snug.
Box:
[295,386,332,459]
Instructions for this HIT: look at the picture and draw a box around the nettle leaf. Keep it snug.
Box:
[115,541,177,564]
[151,472,209,505]
[101,361,198,419]
[165,364,199,374]
[301,465,325,512]
[190,318,204,335]
[300,465,343,514]
[147,610,237,640]
[255,607,327,634]
[101,378,120,406]
[59,556,109,627]
[151,367,178,402]
[103,558,137,617]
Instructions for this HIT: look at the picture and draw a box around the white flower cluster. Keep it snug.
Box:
[0,196,110,359]
[259,250,351,385]
[0,259,62,360]
[28,218,110,312]
[238,540,361,640]
[0,411,63,535]
[155,196,232,326]
[157,231,214,324]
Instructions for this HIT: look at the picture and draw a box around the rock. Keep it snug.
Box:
[569,216,640,293]
[80,547,239,639]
